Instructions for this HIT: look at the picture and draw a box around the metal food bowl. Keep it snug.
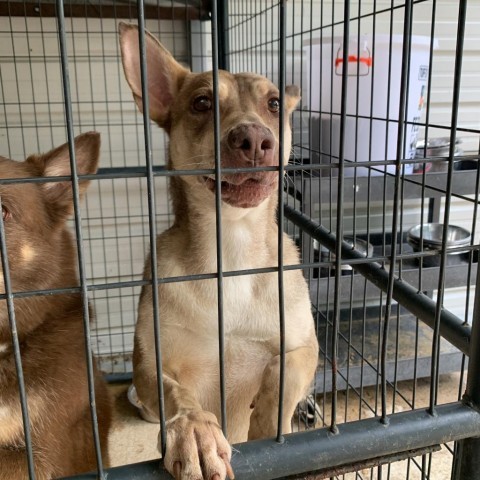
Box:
[414,137,464,174]
[319,236,374,276]
[415,137,463,158]
[453,159,479,171]
[407,223,471,266]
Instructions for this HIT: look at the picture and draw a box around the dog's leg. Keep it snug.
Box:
[248,344,318,440]
[161,373,234,480]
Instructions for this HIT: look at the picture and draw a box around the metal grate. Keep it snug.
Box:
[1,1,480,479]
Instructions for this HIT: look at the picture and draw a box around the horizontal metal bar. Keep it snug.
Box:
[310,262,478,305]
[0,1,210,20]
[284,204,472,356]
[0,165,279,184]
[104,372,133,384]
[2,161,479,190]
[63,402,480,480]
[3,245,476,304]
[295,169,480,206]
[279,445,441,480]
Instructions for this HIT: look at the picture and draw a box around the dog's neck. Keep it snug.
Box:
[170,177,279,272]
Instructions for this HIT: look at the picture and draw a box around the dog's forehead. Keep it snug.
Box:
[181,71,278,100]
[233,73,278,97]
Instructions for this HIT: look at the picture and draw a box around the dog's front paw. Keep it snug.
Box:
[163,410,234,480]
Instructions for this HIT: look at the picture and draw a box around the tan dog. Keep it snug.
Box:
[119,23,319,480]
[0,133,111,479]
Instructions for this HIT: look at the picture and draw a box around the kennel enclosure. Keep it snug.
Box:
[1,0,480,479]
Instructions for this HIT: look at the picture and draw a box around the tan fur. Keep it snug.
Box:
[120,23,319,480]
[0,133,111,479]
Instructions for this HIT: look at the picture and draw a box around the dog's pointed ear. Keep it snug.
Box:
[119,22,189,129]
[285,85,301,113]
[26,132,100,222]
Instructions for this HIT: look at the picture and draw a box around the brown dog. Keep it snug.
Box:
[0,133,111,479]
[120,23,319,480]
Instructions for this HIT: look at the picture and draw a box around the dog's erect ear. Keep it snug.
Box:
[26,132,100,221]
[285,85,301,114]
[118,22,189,129]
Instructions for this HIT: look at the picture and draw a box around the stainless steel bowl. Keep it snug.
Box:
[407,223,471,266]
[414,137,464,173]
[415,137,463,158]
[408,223,470,249]
[320,236,374,273]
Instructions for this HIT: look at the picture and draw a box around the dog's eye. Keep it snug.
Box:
[193,96,212,112]
[268,97,280,113]
[2,206,10,221]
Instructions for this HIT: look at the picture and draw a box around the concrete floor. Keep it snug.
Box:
[107,372,465,479]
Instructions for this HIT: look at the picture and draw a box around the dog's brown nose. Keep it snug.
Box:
[227,124,275,165]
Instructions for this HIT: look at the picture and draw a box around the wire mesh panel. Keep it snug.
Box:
[1,1,480,480]
[0,3,212,377]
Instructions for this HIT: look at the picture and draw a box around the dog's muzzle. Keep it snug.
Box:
[227,123,275,167]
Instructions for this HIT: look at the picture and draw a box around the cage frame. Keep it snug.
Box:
[1,0,480,479]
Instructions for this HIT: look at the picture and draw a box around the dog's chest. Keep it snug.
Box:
[193,224,278,336]
[179,268,280,344]
[160,214,284,343]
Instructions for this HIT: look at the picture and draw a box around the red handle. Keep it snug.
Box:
[335,55,373,67]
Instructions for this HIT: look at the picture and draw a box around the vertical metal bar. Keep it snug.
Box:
[111,0,138,369]
[276,0,287,443]
[380,0,413,424]
[247,0,252,72]
[7,8,27,157]
[331,0,350,435]
[413,0,438,416]
[55,1,105,476]
[23,13,40,152]
[429,0,467,414]
[210,0,227,437]
[381,4,394,259]
[95,1,119,369]
[0,202,36,478]
[454,243,480,477]
[216,0,229,71]
[0,67,13,157]
[135,0,167,455]
[363,0,377,424]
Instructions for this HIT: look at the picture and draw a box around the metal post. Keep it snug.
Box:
[216,0,229,70]
[283,204,472,356]
[67,402,480,480]
[135,0,167,455]
[452,262,480,478]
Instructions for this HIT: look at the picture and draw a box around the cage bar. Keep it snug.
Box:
[55,0,105,475]
[453,215,480,478]
[67,401,480,480]
[134,0,167,455]
[1,1,480,479]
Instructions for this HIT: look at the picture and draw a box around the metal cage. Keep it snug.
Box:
[1,0,480,479]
